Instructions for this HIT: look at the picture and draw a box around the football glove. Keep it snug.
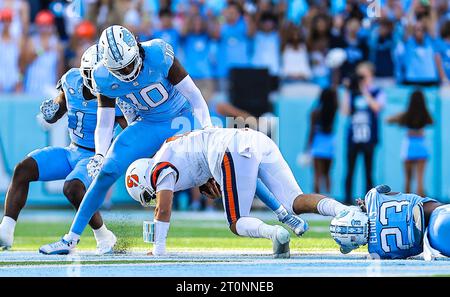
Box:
[40,98,60,121]
[87,154,104,179]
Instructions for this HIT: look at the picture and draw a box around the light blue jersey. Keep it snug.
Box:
[59,68,123,149]
[365,188,436,259]
[29,68,122,187]
[70,39,195,236]
[93,39,190,121]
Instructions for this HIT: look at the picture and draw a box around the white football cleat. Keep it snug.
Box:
[271,226,290,259]
[0,227,13,250]
[281,214,309,237]
[96,230,117,255]
[39,237,78,255]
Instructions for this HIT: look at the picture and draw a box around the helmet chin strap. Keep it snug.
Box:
[111,55,143,82]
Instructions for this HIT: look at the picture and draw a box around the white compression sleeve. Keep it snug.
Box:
[94,107,116,156]
[174,75,212,128]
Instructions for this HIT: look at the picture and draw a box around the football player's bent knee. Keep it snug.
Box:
[12,158,38,184]
[63,180,86,207]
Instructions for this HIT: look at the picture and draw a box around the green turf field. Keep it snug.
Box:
[11,219,366,253]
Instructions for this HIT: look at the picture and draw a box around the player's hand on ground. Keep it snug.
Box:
[40,99,60,121]
[87,154,104,178]
[199,178,221,199]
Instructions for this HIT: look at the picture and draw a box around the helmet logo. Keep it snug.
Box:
[122,29,136,47]
[126,174,139,188]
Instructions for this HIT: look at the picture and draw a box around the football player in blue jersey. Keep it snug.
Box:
[39,25,307,255]
[0,45,128,254]
[330,184,450,260]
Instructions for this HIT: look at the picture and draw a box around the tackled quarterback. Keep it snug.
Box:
[125,127,359,258]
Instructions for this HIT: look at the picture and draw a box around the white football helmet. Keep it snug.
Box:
[80,44,101,94]
[98,25,142,82]
[330,209,369,254]
[125,158,155,207]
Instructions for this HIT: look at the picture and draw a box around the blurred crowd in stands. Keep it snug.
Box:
[2,0,450,95]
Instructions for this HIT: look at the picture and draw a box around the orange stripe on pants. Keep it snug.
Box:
[223,153,237,223]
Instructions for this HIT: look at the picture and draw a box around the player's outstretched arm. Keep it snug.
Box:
[94,94,116,156]
[86,94,116,178]
[169,58,212,128]
[39,91,68,124]
[151,190,174,256]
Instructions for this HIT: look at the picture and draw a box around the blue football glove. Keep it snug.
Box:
[87,154,104,179]
[40,98,60,121]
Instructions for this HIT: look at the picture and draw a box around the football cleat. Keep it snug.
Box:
[271,226,291,259]
[39,237,79,255]
[95,230,117,255]
[281,214,309,237]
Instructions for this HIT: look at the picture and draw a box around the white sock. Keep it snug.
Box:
[63,232,80,242]
[153,220,170,255]
[274,206,289,221]
[93,224,110,242]
[0,216,16,235]
[236,217,276,239]
[317,198,347,217]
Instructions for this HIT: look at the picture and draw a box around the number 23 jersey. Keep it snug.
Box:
[365,188,436,259]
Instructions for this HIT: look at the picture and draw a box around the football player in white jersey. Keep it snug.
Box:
[125,128,355,258]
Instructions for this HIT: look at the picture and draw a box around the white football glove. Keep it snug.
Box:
[40,99,60,121]
[87,154,105,179]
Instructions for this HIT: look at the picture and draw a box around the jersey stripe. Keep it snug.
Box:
[106,27,123,62]
[221,152,240,225]
[150,161,179,191]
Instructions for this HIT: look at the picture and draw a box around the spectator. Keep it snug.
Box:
[85,0,123,33]
[370,18,395,78]
[387,89,433,197]
[435,20,450,84]
[215,1,255,78]
[396,20,440,85]
[306,88,338,194]
[123,0,151,41]
[152,8,180,54]
[307,13,333,86]
[0,8,23,92]
[251,12,280,76]
[180,14,214,101]
[343,62,385,205]
[281,22,311,81]
[0,0,29,38]
[21,10,63,96]
[66,20,97,69]
[332,17,369,83]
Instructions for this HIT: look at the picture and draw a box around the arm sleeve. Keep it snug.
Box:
[94,107,116,156]
[174,75,212,128]
[155,170,177,192]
